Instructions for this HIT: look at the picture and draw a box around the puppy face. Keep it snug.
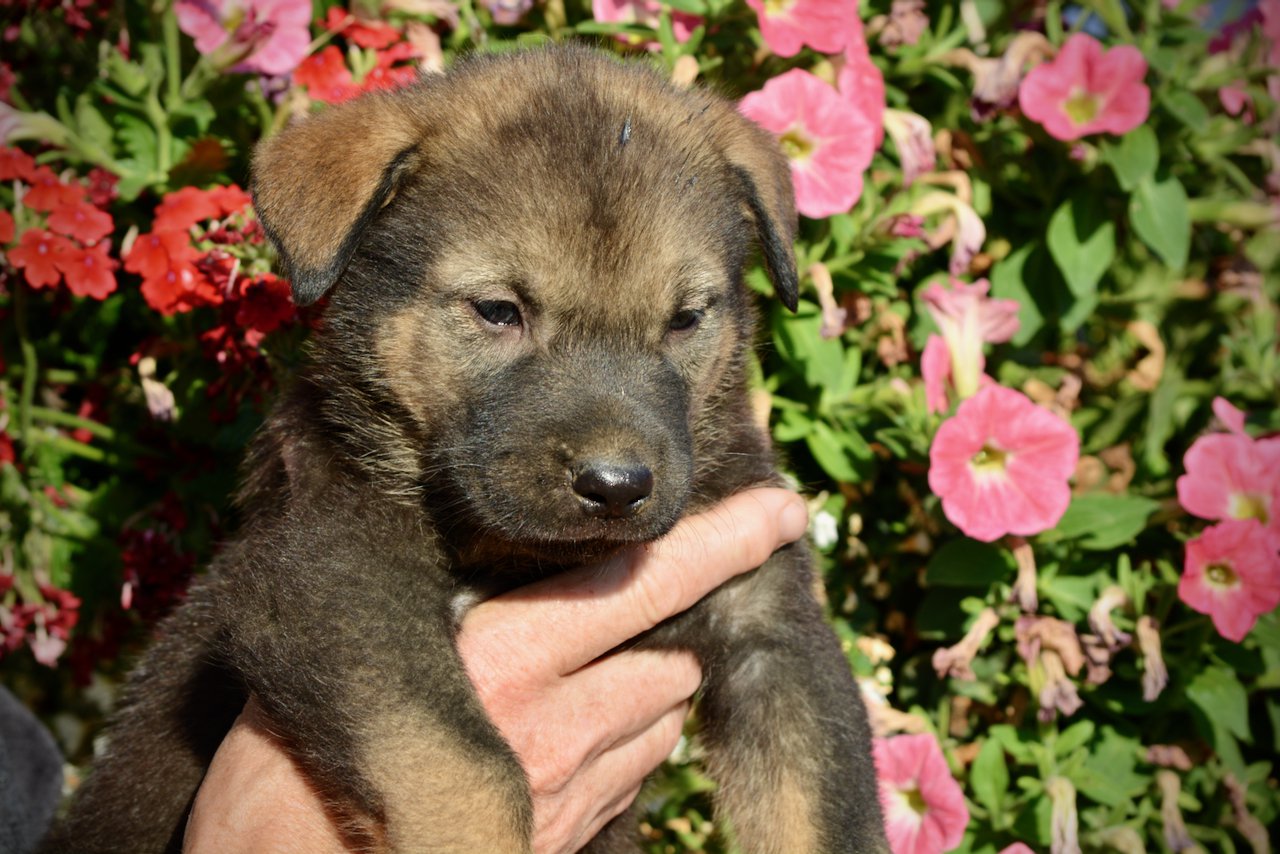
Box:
[253,47,798,560]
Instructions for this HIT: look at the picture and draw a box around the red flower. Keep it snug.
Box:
[124,230,199,280]
[153,184,252,232]
[323,6,402,48]
[86,167,119,208]
[236,272,295,342]
[0,209,13,244]
[295,46,360,104]
[140,262,205,315]
[0,146,35,182]
[8,228,73,289]
[22,166,87,212]
[47,198,114,244]
[56,242,119,299]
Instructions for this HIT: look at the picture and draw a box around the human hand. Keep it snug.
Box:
[184,487,808,854]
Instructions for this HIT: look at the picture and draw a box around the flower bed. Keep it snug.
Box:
[1,0,1277,851]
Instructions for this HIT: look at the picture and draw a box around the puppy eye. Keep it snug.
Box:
[668,309,703,332]
[473,299,522,327]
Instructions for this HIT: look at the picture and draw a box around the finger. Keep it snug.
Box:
[534,703,688,854]
[507,651,700,798]
[462,487,807,675]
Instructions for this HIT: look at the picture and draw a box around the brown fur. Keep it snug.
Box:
[41,46,885,853]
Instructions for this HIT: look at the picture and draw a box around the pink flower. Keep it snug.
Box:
[921,335,952,415]
[740,68,877,218]
[837,19,886,147]
[591,0,701,44]
[1018,33,1150,141]
[1179,520,1280,642]
[1176,432,1280,542]
[921,277,1019,403]
[928,385,1080,542]
[746,0,858,57]
[910,189,986,276]
[873,733,970,854]
[1212,396,1248,436]
[175,0,312,76]
[1000,845,1035,854]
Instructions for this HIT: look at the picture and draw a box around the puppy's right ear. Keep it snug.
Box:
[252,94,425,306]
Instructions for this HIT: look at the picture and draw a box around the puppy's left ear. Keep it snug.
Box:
[711,106,800,312]
[252,92,425,306]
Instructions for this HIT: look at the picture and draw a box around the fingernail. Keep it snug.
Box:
[778,498,808,543]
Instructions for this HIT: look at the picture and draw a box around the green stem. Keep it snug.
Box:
[13,283,37,462]
[163,3,182,109]
[28,432,108,463]
[27,406,116,441]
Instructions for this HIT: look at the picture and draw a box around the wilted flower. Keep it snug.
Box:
[1179,519,1280,643]
[1136,615,1167,702]
[873,733,970,854]
[745,0,858,57]
[1017,615,1086,721]
[175,0,312,76]
[1222,773,1270,854]
[882,109,935,186]
[1018,33,1150,141]
[740,68,878,218]
[941,31,1054,120]
[1046,776,1080,854]
[909,188,986,276]
[928,386,1079,542]
[1157,770,1195,853]
[1080,585,1131,684]
[931,606,998,680]
[1009,537,1038,613]
[872,0,928,48]
[809,262,847,339]
[921,277,1019,403]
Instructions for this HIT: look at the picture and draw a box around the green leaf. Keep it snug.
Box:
[1102,125,1158,192]
[1048,494,1160,550]
[1073,728,1146,807]
[926,539,1015,588]
[971,739,1009,818]
[989,242,1045,346]
[1187,666,1252,744]
[74,95,115,156]
[805,421,863,483]
[1161,89,1211,129]
[104,49,150,97]
[772,302,846,391]
[1055,720,1096,758]
[1129,174,1190,271]
[1046,194,1115,302]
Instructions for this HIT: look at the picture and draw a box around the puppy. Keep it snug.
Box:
[43,46,886,853]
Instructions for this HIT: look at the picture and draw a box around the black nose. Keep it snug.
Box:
[572,462,654,518]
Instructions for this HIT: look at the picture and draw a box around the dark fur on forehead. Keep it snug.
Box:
[251,45,799,310]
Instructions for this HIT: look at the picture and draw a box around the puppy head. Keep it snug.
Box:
[252,47,798,559]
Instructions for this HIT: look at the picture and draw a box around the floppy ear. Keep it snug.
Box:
[252,93,426,306]
[713,108,800,312]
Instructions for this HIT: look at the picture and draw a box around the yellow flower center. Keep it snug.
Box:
[1230,493,1269,525]
[1064,90,1100,126]
[764,0,796,16]
[902,783,928,816]
[779,127,814,162]
[969,443,1008,475]
[1205,562,1238,588]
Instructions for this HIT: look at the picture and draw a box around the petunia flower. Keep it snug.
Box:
[1046,776,1080,854]
[836,20,886,147]
[920,277,1019,407]
[175,0,312,77]
[808,262,847,339]
[1009,537,1039,613]
[746,0,858,57]
[55,242,119,300]
[1016,615,1085,721]
[8,228,73,289]
[1177,430,1280,544]
[1212,396,1248,436]
[1179,520,1280,643]
[928,385,1079,542]
[941,31,1054,121]
[1156,771,1193,853]
[873,733,970,854]
[739,68,878,219]
[920,335,952,415]
[1018,33,1150,141]
[592,0,701,45]
[909,189,986,276]
[931,606,998,681]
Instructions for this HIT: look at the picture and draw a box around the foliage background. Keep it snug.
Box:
[1,0,1277,852]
